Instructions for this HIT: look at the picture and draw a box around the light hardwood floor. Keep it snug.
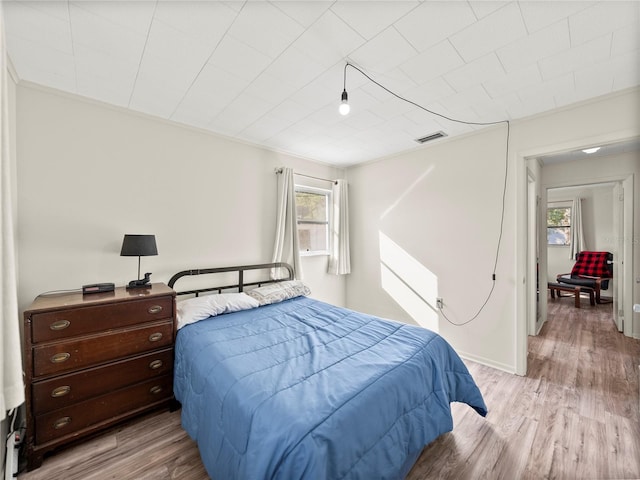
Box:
[19,297,640,480]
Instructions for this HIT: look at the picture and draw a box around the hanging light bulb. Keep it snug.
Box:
[339,89,350,115]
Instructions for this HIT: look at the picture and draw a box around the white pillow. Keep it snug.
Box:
[209,293,260,313]
[246,280,311,306]
[176,293,259,330]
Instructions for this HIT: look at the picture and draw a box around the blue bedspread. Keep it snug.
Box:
[174,296,487,480]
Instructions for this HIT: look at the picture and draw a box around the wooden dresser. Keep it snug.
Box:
[22,283,176,470]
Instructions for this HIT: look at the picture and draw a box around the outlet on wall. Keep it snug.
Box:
[436,298,443,309]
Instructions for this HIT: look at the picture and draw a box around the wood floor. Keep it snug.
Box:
[19,297,640,480]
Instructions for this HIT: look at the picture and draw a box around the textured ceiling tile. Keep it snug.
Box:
[538,35,612,81]
[70,1,155,34]
[74,43,138,94]
[292,10,365,69]
[449,2,528,62]
[142,19,214,76]
[240,113,290,143]
[8,38,76,92]
[75,76,131,108]
[69,4,147,65]
[268,99,314,125]
[273,1,333,28]
[3,1,72,55]
[226,1,305,58]
[394,1,476,52]
[330,1,418,40]
[244,73,298,106]
[208,35,273,82]
[444,53,505,92]
[518,73,575,112]
[483,64,542,98]
[349,27,417,73]
[211,93,275,134]
[468,1,510,20]
[496,20,571,73]
[574,62,615,97]
[400,77,457,109]
[399,41,464,85]
[289,80,335,111]
[172,63,249,125]
[611,23,640,57]
[129,67,186,119]
[608,51,640,90]
[152,1,237,46]
[569,1,639,46]
[518,1,594,33]
[340,109,385,131]
[263,46,326,89]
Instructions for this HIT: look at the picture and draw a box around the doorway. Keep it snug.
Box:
[520,138,638,375]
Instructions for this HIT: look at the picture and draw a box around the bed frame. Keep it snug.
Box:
[168,262,294,297]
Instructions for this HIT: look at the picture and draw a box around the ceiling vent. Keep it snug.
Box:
[414,131,447,144]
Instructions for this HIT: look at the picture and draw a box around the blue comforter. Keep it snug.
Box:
[174,297,487,480]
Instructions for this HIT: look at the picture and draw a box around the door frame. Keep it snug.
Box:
[516,132,637,376]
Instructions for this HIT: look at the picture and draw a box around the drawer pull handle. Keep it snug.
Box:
[50,320,70,331]
[53,416,72,430]
[50,352,71,364]
[149,385,163,395]
[148,332,163,342]
[149,359,163,370]
[148,305,163,314]
[51,385,71,398]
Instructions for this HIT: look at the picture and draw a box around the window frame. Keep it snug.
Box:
[295,185,332,256]
[546,204,572,246]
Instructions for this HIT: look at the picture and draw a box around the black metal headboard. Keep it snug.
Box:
[168,262,294,297]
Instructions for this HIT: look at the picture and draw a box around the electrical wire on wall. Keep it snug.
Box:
[342,62,511,326]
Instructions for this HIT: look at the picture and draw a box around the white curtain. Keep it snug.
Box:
[272,167,303,279]
[1,12,24,419]
[328,179,351,275]
[570,197,585,260]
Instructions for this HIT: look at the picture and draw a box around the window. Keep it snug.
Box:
[295,186,330,255]
[547,206,571,245]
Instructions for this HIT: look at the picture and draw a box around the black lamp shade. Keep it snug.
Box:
[120,234,158,257]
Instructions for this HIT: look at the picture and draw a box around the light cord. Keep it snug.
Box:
[343,63,510,326]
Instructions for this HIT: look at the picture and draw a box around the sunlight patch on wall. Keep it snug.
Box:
[379,232,439,332]
[380,165,434,220]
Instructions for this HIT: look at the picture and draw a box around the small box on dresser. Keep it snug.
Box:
[22,283,176,470]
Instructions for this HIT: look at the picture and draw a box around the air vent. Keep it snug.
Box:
[414,131,447,144]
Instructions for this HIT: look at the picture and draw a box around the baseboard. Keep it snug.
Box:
[457,350,517,375]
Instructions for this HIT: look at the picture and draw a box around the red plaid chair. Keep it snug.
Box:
[556,251,613,304]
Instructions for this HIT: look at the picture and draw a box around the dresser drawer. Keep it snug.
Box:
[31,296,173,343]
[32,321,173,377]
[32,348,173,415]
[35,374,173,444]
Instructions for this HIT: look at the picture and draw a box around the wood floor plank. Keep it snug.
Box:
[18,300,639,480]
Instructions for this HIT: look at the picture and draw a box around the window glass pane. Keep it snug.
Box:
[547,207,571,227]
[547,227,570,245]
[547,206,571,245]
[296,191,327,222]
[298,223,328,252]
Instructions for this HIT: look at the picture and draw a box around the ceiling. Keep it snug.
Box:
[539,137,640,164]
[3,1,639,167]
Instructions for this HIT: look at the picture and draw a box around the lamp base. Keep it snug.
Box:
[126,282,151,290]
[126,272,152,289]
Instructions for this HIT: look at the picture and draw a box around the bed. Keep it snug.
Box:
[169,263,487,480]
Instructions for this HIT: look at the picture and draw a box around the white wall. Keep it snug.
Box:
[346,87,640,372]
[15,84,346,312]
